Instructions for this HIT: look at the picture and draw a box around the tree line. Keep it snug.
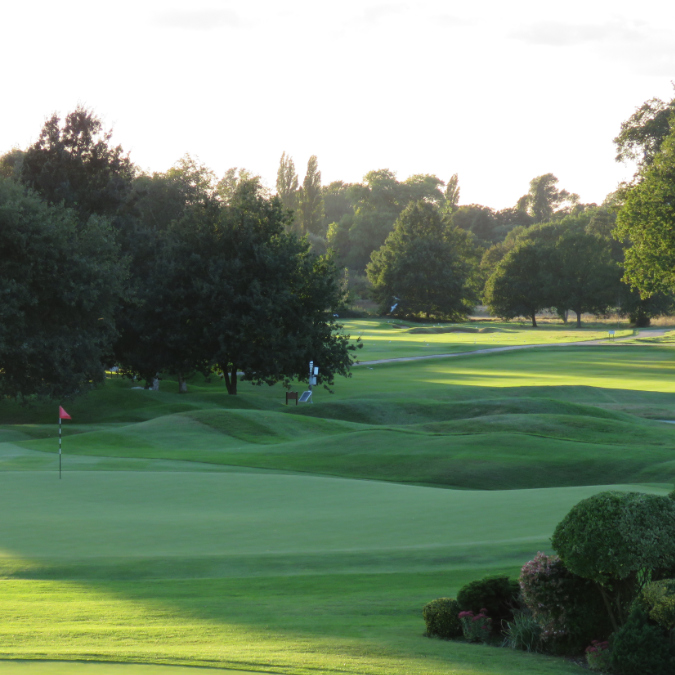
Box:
[0,110,358,400]
[303,89,675,328]
[3,89,675,399]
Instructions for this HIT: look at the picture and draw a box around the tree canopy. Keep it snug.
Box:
[20,107,135,221]
[367,201,479,320]
[616,126,675,297]
[484,240,555,327]
[0,178,125,399]
[552,491,675,629]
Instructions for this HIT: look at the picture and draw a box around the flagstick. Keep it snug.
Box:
[59,415,62,480]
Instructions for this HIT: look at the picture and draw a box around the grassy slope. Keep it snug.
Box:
[2,332,675,674]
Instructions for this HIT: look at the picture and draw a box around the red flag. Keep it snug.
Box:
[59,406,71,420]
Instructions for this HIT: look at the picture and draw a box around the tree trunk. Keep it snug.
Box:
[575,309,582,328]
[223,364,238,395]
[598,585,620,633]
[531,311,537,328]
[178,372,188,394]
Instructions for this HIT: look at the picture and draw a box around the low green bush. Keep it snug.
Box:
[502,611,542,652]
[422,598,463,639]
[457,574,520,632]
[519,552,611,653]
[610,607,674,675]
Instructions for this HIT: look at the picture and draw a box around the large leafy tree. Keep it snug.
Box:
[367,201,479,319]
[616,126,675,297]
[297,155,324,235]
[113,157,220,391]
[163,180,358,394]
[484,241,556,327]
[551,230,620,328]
[0,178,125,399]
[20,107,135,221]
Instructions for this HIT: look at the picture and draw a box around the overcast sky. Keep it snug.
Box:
[2,0,674,209]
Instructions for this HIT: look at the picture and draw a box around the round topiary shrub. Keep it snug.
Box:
[551,491,675,629]
[610,607,674,675]
[457,575,521,632]
[423,598,463,639]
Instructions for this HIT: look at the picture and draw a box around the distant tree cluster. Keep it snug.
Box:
[0,109,358,400]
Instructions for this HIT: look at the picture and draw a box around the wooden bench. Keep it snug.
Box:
[286,391,299,406]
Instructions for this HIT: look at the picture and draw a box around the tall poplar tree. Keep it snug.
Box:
[297,155,324,235]
[276,151,299,215]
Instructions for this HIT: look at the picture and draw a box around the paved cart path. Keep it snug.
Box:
[354,329,671,366]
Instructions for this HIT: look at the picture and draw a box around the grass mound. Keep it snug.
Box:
[285,396,631,426]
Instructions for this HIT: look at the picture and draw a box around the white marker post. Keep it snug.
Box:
[58,406,71,479]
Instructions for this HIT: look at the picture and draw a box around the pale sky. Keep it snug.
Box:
[2,0,674,210]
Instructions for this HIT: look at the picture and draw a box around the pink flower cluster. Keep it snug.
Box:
[585,639,609,654]
[458,609,493,642]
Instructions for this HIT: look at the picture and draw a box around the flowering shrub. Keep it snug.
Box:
[458,609,493,643]
[585,640,611,671]
[519,552,611,653]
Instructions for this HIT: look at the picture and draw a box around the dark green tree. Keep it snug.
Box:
[367,201,479,320]
[551,230,620,327]
[297,155,324,235]
[20,107,135,221]
[484,241,556,327]
[0,178,125,399]
[112,156,226,392]
[551,491,675,631]
[166,180,358,395]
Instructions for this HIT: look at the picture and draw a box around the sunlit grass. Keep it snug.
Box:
[0,473,656,674]
[341,319,632,361]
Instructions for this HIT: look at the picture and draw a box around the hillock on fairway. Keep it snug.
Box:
[0,322,674,675]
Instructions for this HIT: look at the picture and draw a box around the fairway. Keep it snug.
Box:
[342,319,631,362]
[1,326,675,674]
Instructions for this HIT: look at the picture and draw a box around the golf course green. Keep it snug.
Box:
[0,321,673,674]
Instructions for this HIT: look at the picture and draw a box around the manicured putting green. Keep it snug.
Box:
[0,472,664,578]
